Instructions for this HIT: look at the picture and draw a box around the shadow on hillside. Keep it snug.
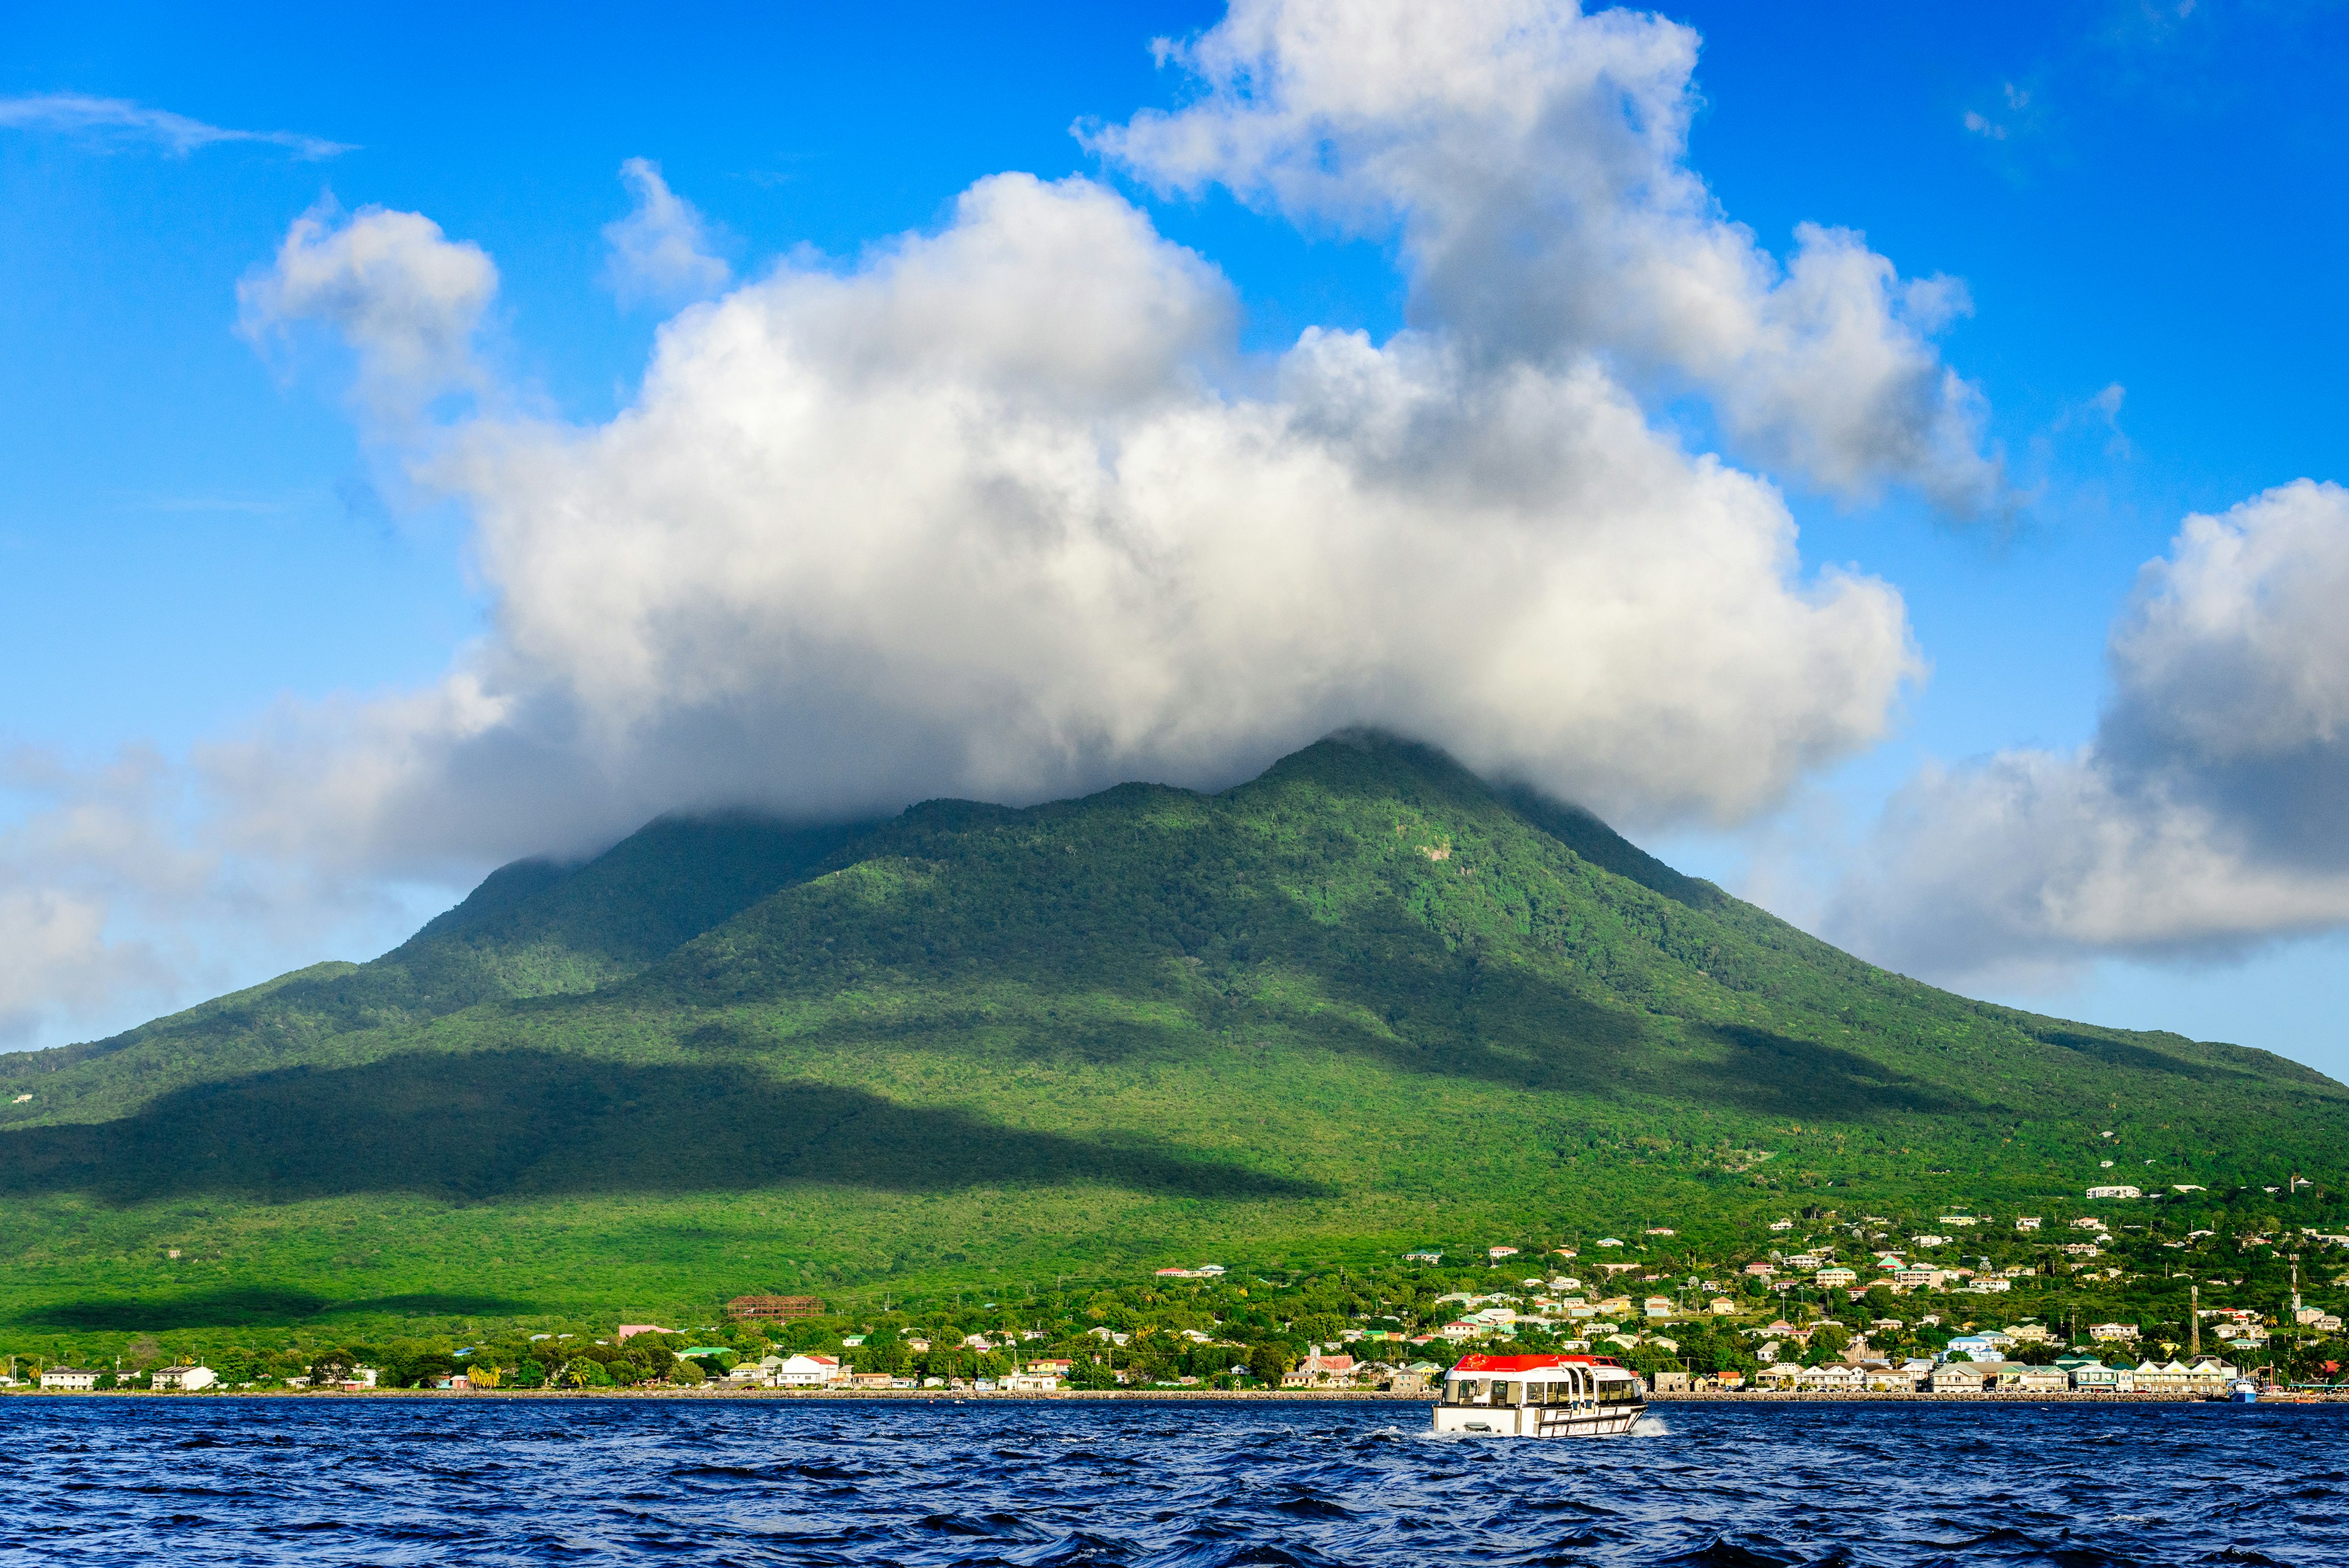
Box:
[17,1289,536,1331]
[0,1050,1326,1208]
[1291,934,1982,1120]
[2036,1028,2258,1084]
[1685,1025,1980,1118]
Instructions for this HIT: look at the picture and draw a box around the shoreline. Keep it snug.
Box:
[6,1387,2342,1404]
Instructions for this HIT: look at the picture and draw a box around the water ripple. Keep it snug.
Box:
[0,1399,2338,1566]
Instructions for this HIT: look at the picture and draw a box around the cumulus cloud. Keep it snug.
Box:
[1085,0,2003,514]
[604,158,732,307]
[1827,480,2349,984]
[237,203,499,425]
[0,92,349,158]
[199,169,1917,883]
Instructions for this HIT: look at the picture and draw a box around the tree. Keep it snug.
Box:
[1249,1342,1293,1384]
[513,1360,548,1389]
[669,1355,707,1386]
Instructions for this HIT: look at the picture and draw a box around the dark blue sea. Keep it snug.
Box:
[0,1396,2337,1566]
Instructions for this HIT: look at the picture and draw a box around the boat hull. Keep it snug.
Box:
[1430,1402,1647,1438]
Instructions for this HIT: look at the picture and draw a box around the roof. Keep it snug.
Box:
[1450,1353,1622,1373]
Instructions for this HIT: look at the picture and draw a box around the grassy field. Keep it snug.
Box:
[1,733,2339,1344]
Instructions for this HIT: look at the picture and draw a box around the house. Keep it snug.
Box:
[1795,1363,1865,1391]
[151,1365,217,1391]
[1642,1296,1673,1318]
[2085,1186,2143,1200]
[770,1354,844,1387]
[2088,1323,2140,1343]
[1948,1332,2015,1359]
[39,1368,100,1391]
[1929,1362,1989,1393]
[1650,1370,1690,1393]
[1282,1351,1359,1388]
[1996,1363,2069,1393]
[1755,1362,1805,1388]
[1024,1358,1074,1375]
[1403,1250,1443,1263]
[1893,1268,1943,1290]
[847,1372,894,1389]
[1488,1246,1520,1260]
[1003,1370,1061,1393]
[1815,1268,1857,1287]
[2066,1361,2134,1392]
[615,1324,675,1342]
[2014,1217,2043,1231]
[2135,1357,2239,1394]
[1709,1298,1737,1315]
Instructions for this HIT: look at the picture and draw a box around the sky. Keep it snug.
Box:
[4,0,2347,1070]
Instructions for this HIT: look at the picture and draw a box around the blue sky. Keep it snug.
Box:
[4,1,2348,1068]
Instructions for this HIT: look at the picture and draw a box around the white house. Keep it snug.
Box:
[2088,1323,2140,1343]
[39,1368,100,1391]
[2085,1185,2143,1200]
[2134,1357,2238,1394]
[152,1365,216,1391]
[1815,1267,1857,1287]
[1001,1369,1062,1392]
[771,1354,845,1387]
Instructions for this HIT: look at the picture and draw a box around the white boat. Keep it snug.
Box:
[1430,1353,1647,1437]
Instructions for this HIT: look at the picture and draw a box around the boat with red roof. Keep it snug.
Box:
[1431,1353,1647,1437]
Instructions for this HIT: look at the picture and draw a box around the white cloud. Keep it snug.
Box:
[1086,0,2003,515]
[199,170,1916,885]
[237,204,499,426]
[604,158,732,307]
[1827,480,2349,984]
[0,92,349,159]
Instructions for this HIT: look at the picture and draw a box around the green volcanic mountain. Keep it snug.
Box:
[0,734,2339,1328]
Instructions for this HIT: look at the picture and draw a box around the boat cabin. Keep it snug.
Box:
[1433,1353,1647,1438]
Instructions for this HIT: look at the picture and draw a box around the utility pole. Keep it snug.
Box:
[2190,1284,2199,1358]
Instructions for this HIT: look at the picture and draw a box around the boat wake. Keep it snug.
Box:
[1630,1414,1671,1438]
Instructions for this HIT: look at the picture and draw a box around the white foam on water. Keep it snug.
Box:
[1630,1414,1671,1438]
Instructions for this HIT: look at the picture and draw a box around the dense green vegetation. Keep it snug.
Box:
[0,733,2340,1351]
[16,1181,2347,1391]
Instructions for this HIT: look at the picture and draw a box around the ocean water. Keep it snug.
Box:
[0,1396,2338,1566]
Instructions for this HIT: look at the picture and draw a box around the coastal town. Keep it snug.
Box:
[9,1184,2344,1400]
